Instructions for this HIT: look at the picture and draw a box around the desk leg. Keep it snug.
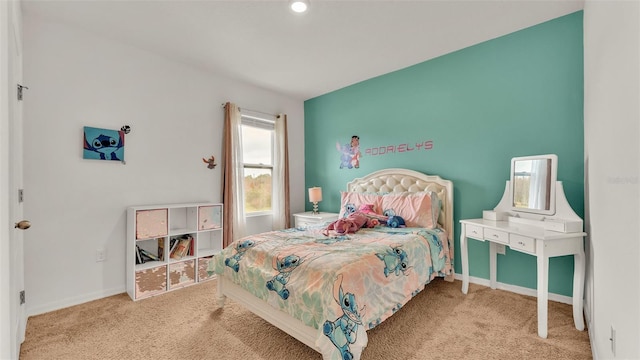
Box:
[489,242,497,290]
[461,224,469,294]
[536,243,549,339]
[573,249,586,331]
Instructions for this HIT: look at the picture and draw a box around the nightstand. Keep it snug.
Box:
[293,212,339,228]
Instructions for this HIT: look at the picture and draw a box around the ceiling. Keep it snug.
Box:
[21,0,584,101]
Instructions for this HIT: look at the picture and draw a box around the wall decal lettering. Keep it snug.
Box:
[364,140,433,156]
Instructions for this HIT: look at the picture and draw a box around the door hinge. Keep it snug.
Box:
[17,84,29,101]
[18,189,24,203]
[19,290,25,305]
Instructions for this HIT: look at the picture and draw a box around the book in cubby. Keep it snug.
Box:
[126,202,223,300]
[135,237,165,265]
[169,234,194,260]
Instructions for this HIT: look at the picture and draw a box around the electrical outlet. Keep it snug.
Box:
[96,248,106,262]
[610,325,616,356]
[496,243,506,255]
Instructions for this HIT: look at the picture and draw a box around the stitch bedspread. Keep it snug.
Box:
[214,225,453,360]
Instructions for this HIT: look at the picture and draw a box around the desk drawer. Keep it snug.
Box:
[483,228,509,245]
[465,224,484,240]
[510,234,536,254]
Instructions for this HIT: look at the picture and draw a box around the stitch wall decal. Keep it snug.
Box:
[203,155,217,169]
[336,135,361,169]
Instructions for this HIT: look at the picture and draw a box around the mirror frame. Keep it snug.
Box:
[510,154,557,216]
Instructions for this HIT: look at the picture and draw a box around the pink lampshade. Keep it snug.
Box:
[308,187,323,202]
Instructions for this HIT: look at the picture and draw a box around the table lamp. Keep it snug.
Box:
[308,187,322,214]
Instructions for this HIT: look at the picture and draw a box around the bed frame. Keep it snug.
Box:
[217,168,454,359]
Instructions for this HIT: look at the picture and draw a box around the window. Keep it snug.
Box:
[241,114,275,213]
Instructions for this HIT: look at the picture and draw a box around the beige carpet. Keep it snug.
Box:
[20,279,591,360]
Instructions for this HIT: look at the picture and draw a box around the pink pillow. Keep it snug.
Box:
[339,192,383,218]
[380,191,440,228]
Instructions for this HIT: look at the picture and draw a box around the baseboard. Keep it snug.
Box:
[26,286,126,317]
[453,274,573,305]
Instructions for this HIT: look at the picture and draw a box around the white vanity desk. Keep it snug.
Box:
[460,216,586,338]
[460,159,586,339]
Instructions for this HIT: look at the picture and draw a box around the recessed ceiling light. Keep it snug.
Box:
[290,0,309,13]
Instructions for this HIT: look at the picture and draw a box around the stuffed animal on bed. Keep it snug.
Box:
[386,215,406,228]
[323,204,386,235]
[324,212,369,235]
[357,204,388,227]
[325,204,403,235]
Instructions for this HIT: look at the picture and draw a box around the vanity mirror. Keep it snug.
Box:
[510,154,557,216]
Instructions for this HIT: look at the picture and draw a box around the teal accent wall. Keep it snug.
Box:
[304,12,584,297]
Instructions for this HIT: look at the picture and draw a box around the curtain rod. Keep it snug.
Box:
[221,103,278,118]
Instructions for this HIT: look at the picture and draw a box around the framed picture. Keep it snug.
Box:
[83,126,125,162]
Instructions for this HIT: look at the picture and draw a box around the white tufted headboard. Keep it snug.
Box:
[347,168,454,242]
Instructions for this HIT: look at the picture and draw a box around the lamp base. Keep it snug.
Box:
[312,202,319,215]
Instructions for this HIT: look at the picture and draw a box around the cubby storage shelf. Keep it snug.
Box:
[126,202,223,301]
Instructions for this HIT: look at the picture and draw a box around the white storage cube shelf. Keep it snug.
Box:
[127,202,223,300]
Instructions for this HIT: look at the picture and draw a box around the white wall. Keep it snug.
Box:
[22,14,305,316]
[584,1,639,359]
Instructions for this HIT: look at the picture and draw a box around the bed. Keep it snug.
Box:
[215,168,454,360]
